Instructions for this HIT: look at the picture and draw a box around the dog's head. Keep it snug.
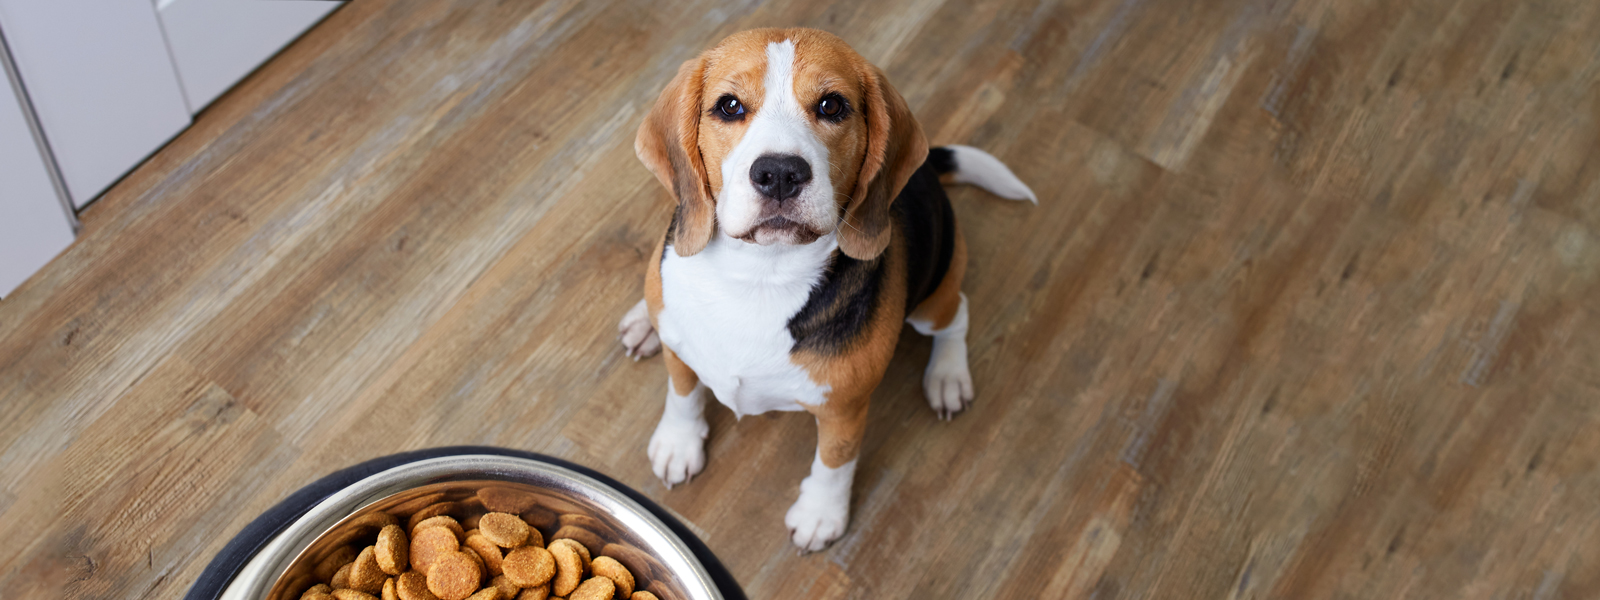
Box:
[636,28,927,260]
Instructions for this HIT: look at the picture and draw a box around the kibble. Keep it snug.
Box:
[479,513,531,548]
[292,487,660,600]
[591,556,633,598]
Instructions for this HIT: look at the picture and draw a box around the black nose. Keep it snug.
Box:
[749,154,812,201]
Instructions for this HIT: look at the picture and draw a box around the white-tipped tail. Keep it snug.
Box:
[942,144,1038,204]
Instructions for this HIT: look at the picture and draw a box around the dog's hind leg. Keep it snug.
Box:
[907,224,973,420]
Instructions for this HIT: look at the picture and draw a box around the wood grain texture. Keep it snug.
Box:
[3,0,1599,598]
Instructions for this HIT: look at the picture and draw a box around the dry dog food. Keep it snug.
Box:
[295,489,663,600]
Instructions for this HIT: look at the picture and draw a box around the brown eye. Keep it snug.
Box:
[816,93,848,121]
[715,95,745,119]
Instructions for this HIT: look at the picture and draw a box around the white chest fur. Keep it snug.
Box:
[657,233,837,416]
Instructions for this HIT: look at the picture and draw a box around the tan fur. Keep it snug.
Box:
[840,63,928,260]
[636,57,715,256]
[907,221,967,330]
[662,346,699,397]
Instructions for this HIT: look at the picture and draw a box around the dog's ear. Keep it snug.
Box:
[636,57,715,256]
[840,64,928,261]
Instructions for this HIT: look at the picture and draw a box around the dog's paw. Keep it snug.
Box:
[924,348,974,421]
[785,488,849,553]
[647,415,707,488]
[618,299,660,359]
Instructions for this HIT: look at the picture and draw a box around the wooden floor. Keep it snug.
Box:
[3,0,1599,597]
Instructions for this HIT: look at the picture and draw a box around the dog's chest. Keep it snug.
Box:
[656,236,836,415]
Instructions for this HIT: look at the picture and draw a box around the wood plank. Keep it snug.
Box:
[2,0,1599,598]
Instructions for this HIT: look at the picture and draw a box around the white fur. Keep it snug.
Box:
[785,452,856,552]
[648,378,709,487]
[944,144,1038,204]
[716,40,837,240]
[656,231,836,416]
[907,293,973,419]
[617,298,660,359]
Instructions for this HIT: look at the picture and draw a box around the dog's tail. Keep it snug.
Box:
[928,145,1038,204]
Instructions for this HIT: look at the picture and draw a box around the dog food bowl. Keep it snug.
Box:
[185,448,742,600]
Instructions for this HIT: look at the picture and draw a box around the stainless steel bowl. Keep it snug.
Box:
[221,455,721,600]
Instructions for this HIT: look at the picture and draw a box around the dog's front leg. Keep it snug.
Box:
[788,394,869,552]
[648,347,708,488]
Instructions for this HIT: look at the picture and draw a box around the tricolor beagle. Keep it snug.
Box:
[617,28,1036,551]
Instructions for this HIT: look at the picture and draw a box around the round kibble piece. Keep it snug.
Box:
[501,546,555,588]
[550,528,601,559]
[461,547,486,575]
[395,572,439,600]
[549,539,590,569]
[427,551,483,600]
[411,526,460,574]
[547,542,585,597]
[479,513,531,548]
[490,575,519,598]
[514,585,550,600]
[316,546,359,582]
[332,591,379,600]
[466,534,506,576]
[376,525,410,576]
[331,563,354,590]
[382,578,399,600]
[465,588,502,600]
[569,577,614,600]
[350,546,388,593]
[628,593,657,600]
[590,557,633,598]
[524,527,544,549]
[304,584,334,598]
[414,515,466,540]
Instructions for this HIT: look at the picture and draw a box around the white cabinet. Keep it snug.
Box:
[0,52,74,298]
[0,0,342,297]
[157,0,341,112]
[0,0,193,208]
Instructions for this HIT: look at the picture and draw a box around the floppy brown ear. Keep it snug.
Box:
[636,57,715,256]
[839,64,928,261]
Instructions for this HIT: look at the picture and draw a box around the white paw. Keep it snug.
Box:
[785,488,849,553]
[618,299,660,359]
[924,350,974,420]
[647,415,707,488]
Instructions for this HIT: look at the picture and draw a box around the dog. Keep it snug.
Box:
[617,28,1036,551]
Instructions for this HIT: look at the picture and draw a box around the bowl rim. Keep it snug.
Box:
[228,454,723,600]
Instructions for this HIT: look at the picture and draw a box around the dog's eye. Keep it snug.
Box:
[816,93,848,121]
[714,95,745,120]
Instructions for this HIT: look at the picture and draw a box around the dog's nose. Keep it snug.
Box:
[750,154,812,202]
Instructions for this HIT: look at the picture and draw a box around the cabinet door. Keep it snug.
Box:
[157,0,343,112]
[0,61,73,298]
[0,0,191,208]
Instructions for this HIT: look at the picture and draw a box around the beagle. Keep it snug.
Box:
[617,28,1036,552]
